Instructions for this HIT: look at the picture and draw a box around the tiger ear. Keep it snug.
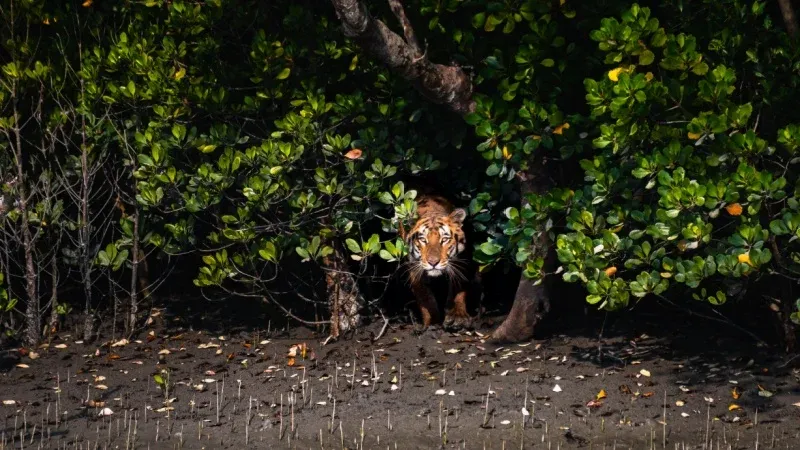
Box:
[449,208,467,224]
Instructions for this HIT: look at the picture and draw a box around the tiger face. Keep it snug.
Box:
[407,207,468,278]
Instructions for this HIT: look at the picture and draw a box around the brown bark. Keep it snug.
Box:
[778,0,799,39]
[330,0,475,115]
[323,245,362,337]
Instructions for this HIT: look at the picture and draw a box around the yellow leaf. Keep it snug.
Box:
[276,67,291,80]
[608,67,624,82]
[173,67,186,81]
[82,0,93,7]
[728,404,741,411]
[43,18,50,25]
[553,123,570,135]
[738,253,751,265]
[502,146,511,160]
[725,203,743,216]
[603,267,617,277]
[349,55,358,71]
[596,389,607,400]
[645,72,654,82]
[530,135,541,140]
[687,131,702,140]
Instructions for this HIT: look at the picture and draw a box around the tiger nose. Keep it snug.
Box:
[426,255,441,267]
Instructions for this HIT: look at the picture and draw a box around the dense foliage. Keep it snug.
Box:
[1,0,799,347]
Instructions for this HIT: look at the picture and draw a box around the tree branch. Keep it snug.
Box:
[387,0,421,57]
[778,0,799,40]
[330,0,475,115]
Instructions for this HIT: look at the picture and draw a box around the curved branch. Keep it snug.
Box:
[330,0,475,115]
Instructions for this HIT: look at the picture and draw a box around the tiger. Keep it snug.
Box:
[399,194,474,331]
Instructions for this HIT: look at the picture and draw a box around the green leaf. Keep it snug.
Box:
[639,50,655,65]
[276,67,291,80]
[345,239,362,254]
[692,61,709,76]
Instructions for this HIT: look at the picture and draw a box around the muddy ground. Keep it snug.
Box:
[1,300,800,450]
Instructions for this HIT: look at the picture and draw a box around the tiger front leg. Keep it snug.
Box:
[410,281,441,330]
[444,289,473,331]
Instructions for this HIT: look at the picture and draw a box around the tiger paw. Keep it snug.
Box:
[443,311,474,331]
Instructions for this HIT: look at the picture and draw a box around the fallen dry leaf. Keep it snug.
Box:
[728,404,741,411]
[98,407,113,417]
[2,400,17,406]
[639,369,651,377]
[54,344,68,349]
[111,339,129,347]
[287,343,308,358]
[95,384,108,390]
[15,364,29,369]
[731,387,740,400]
[444,348,461,354]
[596,389,607,400]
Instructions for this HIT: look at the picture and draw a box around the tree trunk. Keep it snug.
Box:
[47,252,60,339]
[12,104,40,348]
[489,158,555,343]
[79,67,95,343]
[323,244,362,338]
[330,0,552,343]
[127,203,140,337]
